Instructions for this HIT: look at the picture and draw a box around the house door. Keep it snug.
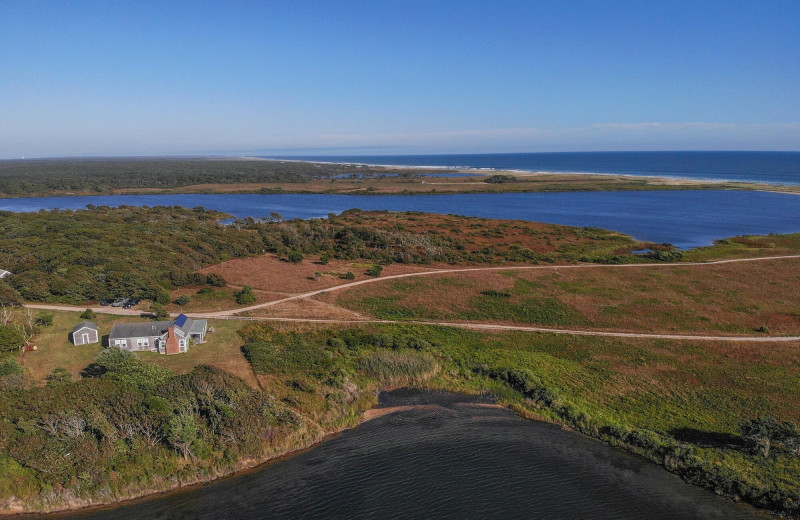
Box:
[82,333,89,344]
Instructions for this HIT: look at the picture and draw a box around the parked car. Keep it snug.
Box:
[100,299,112,306]
[111,298,126,307]
[123,301,134,309]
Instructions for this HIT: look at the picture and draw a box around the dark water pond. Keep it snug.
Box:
[51,390,766,520]
[2,190,800,249]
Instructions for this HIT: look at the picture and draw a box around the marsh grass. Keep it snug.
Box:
[357,350,438,385]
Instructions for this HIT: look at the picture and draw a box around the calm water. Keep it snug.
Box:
[2,191,800,249]
[50,390,765,520]
[271,151,800,185]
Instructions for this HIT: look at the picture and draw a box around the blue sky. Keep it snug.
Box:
[1,0,798,158]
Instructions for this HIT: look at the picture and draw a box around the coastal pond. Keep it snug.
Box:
[2,190,800,249]
[47,390,766,520]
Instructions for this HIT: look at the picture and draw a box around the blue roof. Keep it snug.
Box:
[174,313,189,327]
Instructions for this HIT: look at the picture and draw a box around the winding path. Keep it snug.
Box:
[25,254,800,343]
[205,253,800,314]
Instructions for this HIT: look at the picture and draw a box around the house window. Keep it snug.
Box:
[114,339,127,348]
[137,338,149,348]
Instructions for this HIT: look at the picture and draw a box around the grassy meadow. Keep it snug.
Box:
[331,256,800,334]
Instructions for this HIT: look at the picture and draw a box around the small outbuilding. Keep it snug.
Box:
[71,321,99,346]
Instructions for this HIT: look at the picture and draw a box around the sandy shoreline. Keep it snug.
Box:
[246,155,800,190]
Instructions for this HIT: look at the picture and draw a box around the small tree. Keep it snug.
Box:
[0,325,24,353]
[236,285,257,305]
[740,416,796,457]
[79,309,96,320]
[342,272,355,280]
[319,252,331,265]
[176,295,191,306]
[150,303,170,320]
[366,264,383,277]
[35,312,54,327]
[167,412,199,460]
[154,287,171,305]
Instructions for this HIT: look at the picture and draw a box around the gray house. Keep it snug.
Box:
[108,314,207,355]
[71,321,99,345]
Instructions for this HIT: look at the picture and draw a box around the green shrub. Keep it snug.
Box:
[236,285,257,305]
[0,326,24,353]
[175,295,191,306]
[35,312,54,327]
[79,309,96,320]
[46,367,73,386]
[150,303,169,319]
[287,250,304,263]
[645,250,684,262]
[366,264,383,277]
[480,289,511,298]
[0,356,24,377]
[205,273,227,287]
[342,272,356,280]
[483,174,516,184]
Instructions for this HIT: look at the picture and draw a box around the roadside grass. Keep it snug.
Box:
[167,286,238,312]
[457,295,587,325]
[333,258,800,334]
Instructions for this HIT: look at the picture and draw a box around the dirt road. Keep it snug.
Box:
[25,254,800,343]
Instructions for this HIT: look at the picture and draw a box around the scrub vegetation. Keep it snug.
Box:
[2,207,800,515]
[0,207,655,306]
[2,158,797,197]
[334,255,800,334]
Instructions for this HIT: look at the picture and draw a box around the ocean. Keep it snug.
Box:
[263,151,800,185]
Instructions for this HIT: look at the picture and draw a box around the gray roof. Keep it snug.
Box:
[182,317,207,335]
[109,316,208,341]
[109,320,173,339]
[72,321,97,333]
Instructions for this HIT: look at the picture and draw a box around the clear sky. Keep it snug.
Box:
[1,0,798,158]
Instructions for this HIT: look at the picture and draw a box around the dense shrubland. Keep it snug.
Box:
[0,207,653,305]
[0,206,258,304]
[0,349,312,512]
[0,159,379,196]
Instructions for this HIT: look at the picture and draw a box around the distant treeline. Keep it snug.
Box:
[0,158,389,195]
